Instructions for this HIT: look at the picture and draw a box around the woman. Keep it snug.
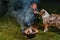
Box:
[24,2,39,34]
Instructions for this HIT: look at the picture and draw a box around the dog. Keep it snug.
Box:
[39,9,60,32]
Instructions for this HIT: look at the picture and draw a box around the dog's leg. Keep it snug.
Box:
[43,24,49,32]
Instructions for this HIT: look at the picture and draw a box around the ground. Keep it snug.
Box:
[0,15,60,40]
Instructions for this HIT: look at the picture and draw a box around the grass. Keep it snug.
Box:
[0,14,60,40]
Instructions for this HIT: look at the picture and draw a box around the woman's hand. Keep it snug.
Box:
[34,11,38,14]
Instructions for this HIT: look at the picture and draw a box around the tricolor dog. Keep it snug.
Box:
[40,9,60,32]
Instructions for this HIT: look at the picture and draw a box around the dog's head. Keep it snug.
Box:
[39,9,46,16]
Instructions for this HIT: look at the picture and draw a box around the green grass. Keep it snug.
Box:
[0,15,60,40]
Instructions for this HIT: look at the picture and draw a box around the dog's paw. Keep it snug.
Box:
[43,29,48,32]
[43,31,46,32]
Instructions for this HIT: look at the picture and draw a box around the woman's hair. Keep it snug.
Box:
[32,2,37,6]
[30,1,37,6]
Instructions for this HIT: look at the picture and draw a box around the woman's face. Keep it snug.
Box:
[32,4,37,9]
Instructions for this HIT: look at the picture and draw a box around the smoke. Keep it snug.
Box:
[8,0,40,32]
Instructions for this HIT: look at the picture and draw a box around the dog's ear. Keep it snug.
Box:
[40,11,45,16]
[40,11,45,14]
[42,11,45,14]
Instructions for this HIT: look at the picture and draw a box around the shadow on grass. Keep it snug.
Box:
[26,34,36,39]
[49,27,60,34]
[38,24,60,35]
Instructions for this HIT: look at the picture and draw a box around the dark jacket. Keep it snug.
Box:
[24,7,39,27]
